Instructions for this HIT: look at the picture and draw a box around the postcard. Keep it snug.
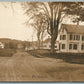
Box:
[0,1,84,82]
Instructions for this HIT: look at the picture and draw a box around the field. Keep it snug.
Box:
[0,49,84,81]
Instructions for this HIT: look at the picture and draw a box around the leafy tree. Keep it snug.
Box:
[5,43,9,49]
[9,42,17,49]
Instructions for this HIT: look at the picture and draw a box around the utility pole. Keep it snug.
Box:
[32,34,34,49]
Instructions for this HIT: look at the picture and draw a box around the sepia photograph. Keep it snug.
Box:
[0,1,84,82]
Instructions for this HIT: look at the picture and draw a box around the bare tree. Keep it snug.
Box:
[27,13,48,49]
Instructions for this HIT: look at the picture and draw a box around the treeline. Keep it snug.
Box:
[5,42,18,49]
[0,38,30,49]
[4,41,30,49]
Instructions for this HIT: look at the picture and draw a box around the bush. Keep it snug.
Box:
[0,48,16,57]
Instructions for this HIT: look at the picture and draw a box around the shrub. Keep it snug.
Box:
[0,48,15,57]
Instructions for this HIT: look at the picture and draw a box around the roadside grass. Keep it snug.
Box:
[28,49,84,64]
[0,48,16,57]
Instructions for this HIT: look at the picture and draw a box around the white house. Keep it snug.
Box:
[58,24,84,53]
[17,44,24,49]
[26,41,38,50]
[43,38,59,50]
[42,38,51,49]
[0,42,4,48]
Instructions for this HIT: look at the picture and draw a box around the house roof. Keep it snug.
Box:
[43,38,51,43]
[43,38,59,44]
[61,24,84,34]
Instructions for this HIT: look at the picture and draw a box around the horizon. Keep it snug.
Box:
[0,37,38,42]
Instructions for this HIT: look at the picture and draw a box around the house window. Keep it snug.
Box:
[60,35,66,40]
[62,44,65,49]
[55,46,57,48]
[69,44,72,49]
[73,44,77,50]
[70,34,80,41]
[73,35,76,40]
[62,28,64,32]
[60,35,62,40]
[82,36,84,41]
[63,35,66,40]
[76,35,80,40]
[70,34,73,40]
[81,44,84,50]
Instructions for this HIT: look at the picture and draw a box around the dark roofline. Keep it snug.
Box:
[59,24,84,34]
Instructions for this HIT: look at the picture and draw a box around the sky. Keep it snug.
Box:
[0,2,37,41]
[0,2,84,41]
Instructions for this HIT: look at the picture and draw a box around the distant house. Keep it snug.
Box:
[27,45,38,51]
[0,42,4,48]
[17,44,24,49]
[25,46,28,51]
[43,38,59,50]
[42,38,51,49]
[26,42,38,50]
[58,24,84,53]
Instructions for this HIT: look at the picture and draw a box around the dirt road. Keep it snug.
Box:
[0,51,84,81]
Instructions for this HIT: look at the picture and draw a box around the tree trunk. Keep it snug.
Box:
[50,27,58,53]
[51,35,55,53]
[41,32,44,49]
[37,31,41,49]
[38,38,40,49]
[49,4,59,53]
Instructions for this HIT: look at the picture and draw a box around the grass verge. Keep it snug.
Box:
[28,49,84,64]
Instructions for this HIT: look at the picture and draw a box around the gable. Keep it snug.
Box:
[59,27,67,35]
